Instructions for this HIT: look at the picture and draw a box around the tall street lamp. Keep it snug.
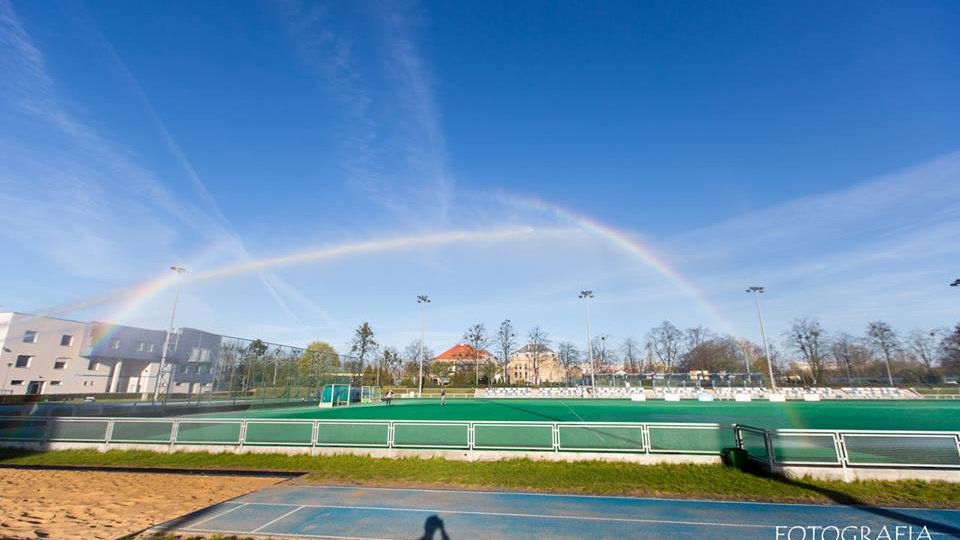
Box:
[417,295,430,398]
[746,286,777,393]
[154,266,187,402]
[578,290,595,392]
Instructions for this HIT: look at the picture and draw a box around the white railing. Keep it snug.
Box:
[0,416,730,456]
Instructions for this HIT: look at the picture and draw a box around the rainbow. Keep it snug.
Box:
[493,192,735,332]
[65,226,557,347]
[48,199,735,341]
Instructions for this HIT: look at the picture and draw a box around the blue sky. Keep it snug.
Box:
[1,0,958,353]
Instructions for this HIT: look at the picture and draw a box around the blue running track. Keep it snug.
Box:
[158,484,960,539]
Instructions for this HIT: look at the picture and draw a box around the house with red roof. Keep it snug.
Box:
[432,343,494,375]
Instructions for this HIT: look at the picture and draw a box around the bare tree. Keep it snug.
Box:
[829,333,858,384]
[866,321,899,386]
[495,319,517,384]
[556,342,581,384]
[647,321,683,374]
[526,327,551,385]
[907,329,941,372]
[463,323,491,387]
[684,326,714,355]
[378,347,401,386]
[349,322,378,380]
[402,339,434,384]
[620,338,642,374]
[783,317,826,385]
[940,324,960,376]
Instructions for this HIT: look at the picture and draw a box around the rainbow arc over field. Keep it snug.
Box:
[54,196,735,345]
[494,193,734,332]
[83,227,547,347]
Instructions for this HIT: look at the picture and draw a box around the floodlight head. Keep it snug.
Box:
[417,295,430,303]
[579,290,594,299]
[951,279,960,287]
[170,266,187,274]
[747,286,764,294]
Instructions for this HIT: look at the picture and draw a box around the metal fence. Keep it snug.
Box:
[735,425,960,473]
[0,416,731,455]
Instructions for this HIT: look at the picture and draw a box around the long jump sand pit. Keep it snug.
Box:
[0,468,285,539]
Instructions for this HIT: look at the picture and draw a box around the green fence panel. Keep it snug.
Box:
[649,426,730,453]
[316,423,388,446]
[176,422,242,444]
[111,421,173,443]
[772,434,838,463]
[393,423,468,448]
[739,429,769,461]
[245,422,313,445]
[48,420,108,442]
[474,424,553,450]
[0,419,46,441]
[558,425,644,451]
[845,435,960,466]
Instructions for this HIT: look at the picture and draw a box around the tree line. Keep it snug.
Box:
[253,318,960,390]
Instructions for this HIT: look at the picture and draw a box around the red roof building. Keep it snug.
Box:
[433,343,493,371]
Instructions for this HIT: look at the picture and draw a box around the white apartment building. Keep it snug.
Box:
[0,312,221,397]
[0,312,94,396]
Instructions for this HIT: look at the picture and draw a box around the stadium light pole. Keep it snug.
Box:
[578,290,595,392]
[417,295,430,398]
[154,266,187,402]
[746,286,776,393]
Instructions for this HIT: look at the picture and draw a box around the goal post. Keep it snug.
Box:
[319,384,352,407]
[361,386,381,403]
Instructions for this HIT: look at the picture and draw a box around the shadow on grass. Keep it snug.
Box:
[743,463,960,536]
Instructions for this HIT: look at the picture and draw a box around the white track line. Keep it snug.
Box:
[286,484,960,513]
[192,501,769,529]
[251,505,305,533]
[183,527,397,540]
[186,502,249,528]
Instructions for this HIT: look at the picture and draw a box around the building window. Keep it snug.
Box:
[22,331,38,343]
[146,343,155,352]
[60,335,73,347]
[110,339,121,350]
[50,381,61,386]
[87,360,98,371]
[10,380,23,386]
[136,341,156,353]
[54,358,68,370]
[180,364,189,374]
[15,355,31,368]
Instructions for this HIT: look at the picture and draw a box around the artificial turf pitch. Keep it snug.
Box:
[190,398,960,431]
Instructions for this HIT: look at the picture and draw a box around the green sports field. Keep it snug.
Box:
[190,398,960,431]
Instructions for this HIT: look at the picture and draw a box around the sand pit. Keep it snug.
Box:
[0,468,285,539]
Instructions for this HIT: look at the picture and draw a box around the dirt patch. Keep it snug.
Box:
[0,468,284,539]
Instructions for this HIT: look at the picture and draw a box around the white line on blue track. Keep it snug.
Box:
[184,501,769,529]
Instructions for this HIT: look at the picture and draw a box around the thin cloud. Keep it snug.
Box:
[282,0,454,225]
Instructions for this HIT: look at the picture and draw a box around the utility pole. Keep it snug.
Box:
[417,295,430,398]
[154,266,187,402]
[746,286,776,393]
[579,291,595,393]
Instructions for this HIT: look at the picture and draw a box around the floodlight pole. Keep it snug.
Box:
[154,266,187,402]
[579,291,595,392]
[417,295,430,398]
[747,286,776,393]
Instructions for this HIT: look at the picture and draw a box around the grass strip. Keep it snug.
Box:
[1,448,957,509]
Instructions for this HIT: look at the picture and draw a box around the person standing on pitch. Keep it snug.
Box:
[384,389,393,406]
[440,386,447,406]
